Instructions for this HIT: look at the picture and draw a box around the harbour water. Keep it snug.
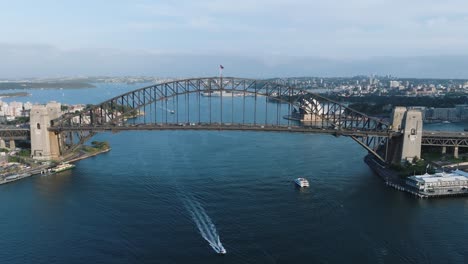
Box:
[0,83,467,263]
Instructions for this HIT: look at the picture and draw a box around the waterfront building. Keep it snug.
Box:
[0,101,33,120]
[406,170,468,196]
[425,107,460,122]
[456,104,468,120]
[390,80,400,88]
[424,104,468,122]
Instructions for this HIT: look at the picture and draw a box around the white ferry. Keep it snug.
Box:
[52,163,76,173]
[294,177,309,187]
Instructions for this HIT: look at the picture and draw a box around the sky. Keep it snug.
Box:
[1,0,468,78]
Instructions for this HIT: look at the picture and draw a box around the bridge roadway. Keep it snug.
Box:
[46,125,468,148]
[49,123,396,137]
[0,128,30,140]
[421,130,468,147]
[2,126,468,147]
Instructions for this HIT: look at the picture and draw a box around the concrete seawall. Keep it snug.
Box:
[364,154,428,198]
[65,148,111,163]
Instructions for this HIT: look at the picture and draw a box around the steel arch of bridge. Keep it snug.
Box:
[50,77,397,162]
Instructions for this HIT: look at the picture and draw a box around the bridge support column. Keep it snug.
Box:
[401,109,423,162]
[388,107,423,164]
[9,139,15,150]
[442,146,447,155]
[0,139,5,149]
[391,106,407,132]
[454,146,459,159]
[30,102,62,160]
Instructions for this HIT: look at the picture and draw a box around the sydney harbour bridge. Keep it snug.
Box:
[1,77,467,164]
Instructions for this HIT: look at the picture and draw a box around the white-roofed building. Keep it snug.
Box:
[406,170,468,196]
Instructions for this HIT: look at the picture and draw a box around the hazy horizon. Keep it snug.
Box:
[2,0,468,78]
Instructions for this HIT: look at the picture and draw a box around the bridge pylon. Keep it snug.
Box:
[30,102,62,160]
[387,107,423,164]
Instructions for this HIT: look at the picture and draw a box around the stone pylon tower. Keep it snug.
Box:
[400,109,423,162]
[389,107,423,163]
[30,102,62,160]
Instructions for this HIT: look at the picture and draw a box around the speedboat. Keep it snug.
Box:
[294,177,309,187]
[218,248,226,254]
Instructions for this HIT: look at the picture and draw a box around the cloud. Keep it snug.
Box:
[1,1,468,77]
[123,0,468,57]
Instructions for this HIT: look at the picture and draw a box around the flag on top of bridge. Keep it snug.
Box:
[219,65,224,78]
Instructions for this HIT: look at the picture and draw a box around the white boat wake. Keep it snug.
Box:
[180,193,226,254]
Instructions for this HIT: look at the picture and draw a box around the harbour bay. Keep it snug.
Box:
[0,84,466,263]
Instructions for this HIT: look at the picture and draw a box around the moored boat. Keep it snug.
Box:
[52,163,75,173]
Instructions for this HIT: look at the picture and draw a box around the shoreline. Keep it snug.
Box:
[364,154,429,198]
[0,148,111,186]
[0,92,31,98]
[64,148,111,163]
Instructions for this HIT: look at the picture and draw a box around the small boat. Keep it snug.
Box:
[294,177,309,187]
[218,248,226,255]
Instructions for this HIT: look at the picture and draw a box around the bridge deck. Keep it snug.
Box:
[422,131,468,147]
[49,124,397,137]
[3,126,467,147]
[0,128,30,140]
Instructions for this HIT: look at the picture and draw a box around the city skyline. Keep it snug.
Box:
[2,0,468,78]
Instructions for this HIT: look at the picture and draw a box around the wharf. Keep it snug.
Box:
[0,164,50,185]
[365,155,468,198]
[364,155,430,198]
